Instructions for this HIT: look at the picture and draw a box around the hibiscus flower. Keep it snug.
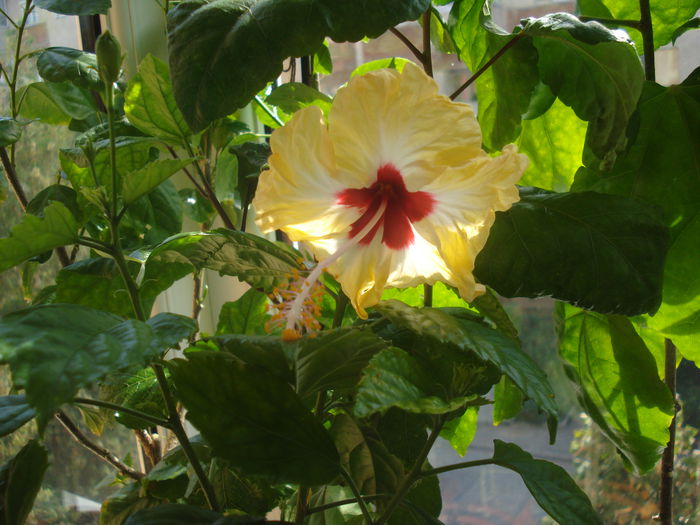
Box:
[254,62,527,338]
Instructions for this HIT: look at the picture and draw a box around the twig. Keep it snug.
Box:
[0,145,28,208]
[450,33,526,100]
[419,458,494,478]
[421,10,433,77]
[55,409,144,480]
[73,397,170,428]
[638,0,655,81]
[389,27,424,64]
[341,467,374,525]
[254,95,285,127]
[654,339,677,524]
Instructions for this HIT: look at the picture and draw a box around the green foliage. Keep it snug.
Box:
[0,440,49,525]
[216,289,269,335]
[37,47,102,90]
[18,81,96,125]
[0,119,22,147]
[34,0,112,15]
[0,396,34,438]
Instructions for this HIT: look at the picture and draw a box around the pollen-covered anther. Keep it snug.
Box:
[265,270,324,339]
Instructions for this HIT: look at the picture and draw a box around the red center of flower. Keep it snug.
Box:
[336,164,435,250]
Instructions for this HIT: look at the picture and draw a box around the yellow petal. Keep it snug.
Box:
[329,62,482,191]
[253,105,357,240]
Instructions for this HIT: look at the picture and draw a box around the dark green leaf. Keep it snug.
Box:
[123,179,183,246]
[0,304,158,428]
[213,334,294,383]
[474,188,669,316]
[0,118,22,147]
[123,158,194,204]
[0,201,79,272]
[179,188,216,224]
[35,0,111,15]
[579,0,700,50]
[572,72,700,361]
[672,16,700,43]
[375,301,558,439]
[296,327,387,399]
[448,0,539,150]
[266,82,332,116]
[147,312,197,351]
[0,395,35,437]
[354,347,475,418]
[559,306,674,472]
[18,81,96,125]
[470,289,518,341]
[37,47,101,90]
[375,409,429,468]
[492,440,603,525]
[216,288,269,335]
[517,98,587,191]
[26,184,81,221]
[124,54,192,143]
[209,458,282,516]
[125,504,264,524]
[167,0,430,130]
[168,351,340,484]
[521,13,645,165]
[0,440,49,525]
[141,230,301,301]
[493,375,524,425]
[104,367,167,430]
[440,406,479,456]
[54,257,136,317]
[330,413,375,495]
[101,482,158,525]
[389,474,442,525]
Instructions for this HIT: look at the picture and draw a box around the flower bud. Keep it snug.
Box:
[96,31,123,84]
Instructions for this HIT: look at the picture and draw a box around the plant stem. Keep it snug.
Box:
[423,284,432,308]
[638,0,655,81]
[73,397,171,428]
[341,467,374,525]
[9,0,34,167]
[374,419,444,525]
[254,95,285,127]
[450,33,526,100]
[307,495,387,515]
[55,409,144,480]
[656,339,677,525]
[0,145,28,208]
[0,7,17,28]
[578,16,641,29]
[421,10,433,77]
[419,458,494,478]
[389,27,424,64]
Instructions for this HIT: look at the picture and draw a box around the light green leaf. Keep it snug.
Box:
[266,82,332,117]
[168,351,340,484]
[493,375,524,425]
[492,440,603,525]
[354,347,476,418]
[521,13,645,166]
[313,41,333,75]
[560,305,674,472]
[517,98,587,191]
[18,81,96,125]
[0,304,158,428]
[124,54,192,143]
[474,188,669,316]
[167,0,429,130]
[441,406,479,456]
[425,6,456,54]
[35,0,111,15]
[296,327,387,399]
[0,118,22,147]
[0,440,49,525]
[0,201,79,272]
[0,395,35,437]
[37,47,101,90]
[123,158,194,204]
[351,57,411,77]
[216,288,269,335]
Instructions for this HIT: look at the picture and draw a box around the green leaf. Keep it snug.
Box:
[141,230,301,301]
[0,440,49,525]
[37,47,102,90]
[389,474,442,525]
[0,201,79,272]
[0,118,22,147]
[560,306,674,472]
[216,288,269,335]
[0,304,159,428]
[168,351,340,484]
[350,57,411,77]
[104,367,167,430]
[167,0,430,130]
[18,81,96,125]
[492,440,603,525]
[672,16,700,43]
[313,41,333,75]
[213,334,294,383]
[296,327,387,399]
[0,395,35,437]
[579,0,700,50]
[440,406,479,456]
[517,98,587,191]
[520,13,645,165]
[124,54,192,143]
[266,82,332,116]
[572,72,700,360]
[101,482,158,525]
[209,458,282,516]
[330,414,375,495]
[147,312,197,351]
[375,301,558,439]
[354,347,475,418]
[124,504,264,524]
[448,0,539,150]
[122,179,183,246]
[35,0,111,15]
[26,184,82,222]
[123,158,194,204]
[493,375,524,425]
[179,188,216,224]
[425,6,456,54]
[474,188,669,316]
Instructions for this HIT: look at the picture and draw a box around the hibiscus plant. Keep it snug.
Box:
[0,0,697,524]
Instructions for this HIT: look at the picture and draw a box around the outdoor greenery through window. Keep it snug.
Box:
[0,1,698,525]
